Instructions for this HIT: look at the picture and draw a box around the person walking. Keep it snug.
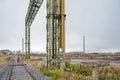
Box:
[17,55,20,63]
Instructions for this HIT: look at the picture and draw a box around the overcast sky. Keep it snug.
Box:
[0,0,120,53]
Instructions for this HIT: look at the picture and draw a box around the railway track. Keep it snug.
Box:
[6,65,13,80]
[6,63,36,80]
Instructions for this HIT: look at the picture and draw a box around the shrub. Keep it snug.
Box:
[4,56,12,61]
[73,73,84,80]
[65,61,71,68]
[103,67,109,75]
[50,69,62,80]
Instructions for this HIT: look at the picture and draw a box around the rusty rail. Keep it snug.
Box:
[6,65,13,80]
[6,63,36,80]
[23,64,36,80]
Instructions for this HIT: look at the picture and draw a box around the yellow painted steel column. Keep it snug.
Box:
[60,0,65,53]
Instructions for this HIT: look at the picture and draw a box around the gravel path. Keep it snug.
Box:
[0,56,49,80]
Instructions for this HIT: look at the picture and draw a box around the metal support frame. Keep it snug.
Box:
[25,0,43,58]
[53,0,60,67]
[60,0,66,53]
[25,24,28,56]
[46,0,52,67]
[25,25,30,58]
[28,25,30,58]
[25,0,65,68]
[46,0,61,68]
[22,38,24,54]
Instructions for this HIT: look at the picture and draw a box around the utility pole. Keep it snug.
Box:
[83,36,85,53]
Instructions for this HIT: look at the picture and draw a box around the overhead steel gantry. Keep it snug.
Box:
[25,0,65,68]
[25,0,43,58]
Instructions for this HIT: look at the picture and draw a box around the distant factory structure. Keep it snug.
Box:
[0,49,12,54]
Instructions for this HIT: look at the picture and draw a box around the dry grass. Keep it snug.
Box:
[0,54,11,58]
[66,53,120,58]
[0,56,12,63]
[4,56,12,62]
[99,66,120,73]
[21,56,43,61]
[0,54,6,58]
[28,57,43,61]
[0,64,3,68]
[0,55,12,69]
[109,67,120,73]
[32,63,89,80]
[32,63,44,69]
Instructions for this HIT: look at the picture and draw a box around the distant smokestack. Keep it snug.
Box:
[83,36,85,53]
